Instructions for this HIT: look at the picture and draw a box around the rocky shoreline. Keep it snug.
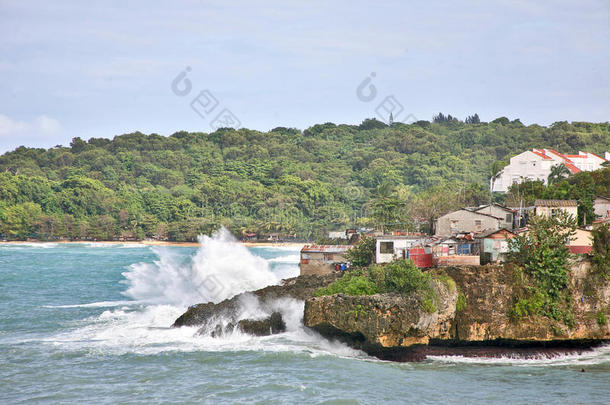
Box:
[172,264,610,362]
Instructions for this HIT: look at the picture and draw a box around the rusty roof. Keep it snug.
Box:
[534,199,578,207]
[301,245,352,253]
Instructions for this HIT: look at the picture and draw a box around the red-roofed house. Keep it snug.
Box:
[491,149,609,192]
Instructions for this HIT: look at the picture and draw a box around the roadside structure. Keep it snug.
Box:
[299,245,351,276]
[491,149,608,192]
[534,200,578,219]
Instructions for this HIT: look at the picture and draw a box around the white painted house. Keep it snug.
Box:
[491,149,608,193]
[375,235,427,263]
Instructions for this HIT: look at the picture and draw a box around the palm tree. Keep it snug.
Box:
[547,164,571,185]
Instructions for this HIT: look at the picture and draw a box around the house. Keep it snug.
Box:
[534,200,578,219]
[300,245,351,276]
[567,229,593,254]
[594,196,610,220]
[435,209,501,237]
[477,228,515,264]
[491,149,609,193]
[472,204,517,229]
[328,231,348,240]
[375,235,427,264]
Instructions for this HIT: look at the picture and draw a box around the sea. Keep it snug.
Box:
[1,229,609,404]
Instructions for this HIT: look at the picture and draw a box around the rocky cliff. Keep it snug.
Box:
[304,263,610,361]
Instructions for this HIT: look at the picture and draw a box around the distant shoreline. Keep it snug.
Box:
[0,240,308,248]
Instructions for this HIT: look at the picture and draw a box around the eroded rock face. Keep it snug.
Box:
[304,280,457,348]
[303,264,610,361]
[445,264,610,342]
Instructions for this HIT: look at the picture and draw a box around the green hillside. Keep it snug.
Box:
[1,117,609,241]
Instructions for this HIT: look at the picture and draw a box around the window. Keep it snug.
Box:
[450,220,459,230]
[380,242,394,254]
[506,214,512,223]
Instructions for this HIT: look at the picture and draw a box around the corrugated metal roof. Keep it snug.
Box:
[534,199,578,207]
[300,245,351,253]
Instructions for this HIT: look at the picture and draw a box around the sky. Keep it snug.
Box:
[0,0,609,153]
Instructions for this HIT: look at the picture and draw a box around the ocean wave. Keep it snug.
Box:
[42,300,136,309]
[427,344,610,366]
[267,254,300,263]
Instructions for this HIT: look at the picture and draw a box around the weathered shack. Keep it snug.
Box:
[477,228,515,264]
[300,245,351,276]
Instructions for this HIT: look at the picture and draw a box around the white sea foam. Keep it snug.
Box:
[0,242,59,248]
[39,229,363,359]
[42,300,136,309]
[121,227,279,307]
[267,254,300,263]
[427,344,610,366]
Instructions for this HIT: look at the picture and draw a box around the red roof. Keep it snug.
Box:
[589,152,608,161]
[301,245,351,253]
[563,162,581,174]
[531,150,552,160]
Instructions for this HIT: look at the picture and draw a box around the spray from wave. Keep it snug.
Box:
[121,227,279,307]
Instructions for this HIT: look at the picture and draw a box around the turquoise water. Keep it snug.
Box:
[1,238,609,404]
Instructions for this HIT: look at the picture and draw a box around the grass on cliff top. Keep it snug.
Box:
[314,259,438,312]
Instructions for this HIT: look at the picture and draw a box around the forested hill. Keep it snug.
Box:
[1,118,609,241]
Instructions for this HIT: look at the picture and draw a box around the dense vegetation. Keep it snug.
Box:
[314,259,437,311]
[507,212,577,325]
[1,117,609,241]
[506,168,610,225]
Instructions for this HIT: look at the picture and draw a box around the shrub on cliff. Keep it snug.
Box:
[314,259,437,311]
[383,259,432,295]
[507,211,577,324]
[590,224,610,279]
[314,274,379,296]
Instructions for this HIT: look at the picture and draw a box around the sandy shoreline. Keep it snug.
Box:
[0,240,308,248]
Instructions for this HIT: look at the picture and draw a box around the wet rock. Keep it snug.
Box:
[173,273,338,328]
[237,312,286,336]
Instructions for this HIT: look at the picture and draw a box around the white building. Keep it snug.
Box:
[491,149,608,193]
[375,235,427,263]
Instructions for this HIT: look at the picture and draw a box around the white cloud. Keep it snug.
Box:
[0,114,61,138]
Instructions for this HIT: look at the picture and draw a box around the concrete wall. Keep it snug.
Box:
[492,151,555,192]
[535,205,578,219]
[375,238,425,263]
[594,198,610,219]
[569,229,593,247]
[436,210,500,237]
[436,255,480,266]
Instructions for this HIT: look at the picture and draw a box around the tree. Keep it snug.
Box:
[345,236,375,267]
[590,224,610,278]
[507,211,576,322]
[547,164,571,185]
